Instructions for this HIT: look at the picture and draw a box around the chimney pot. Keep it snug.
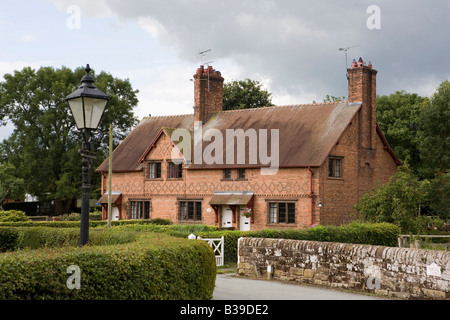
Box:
[357,57,364,67]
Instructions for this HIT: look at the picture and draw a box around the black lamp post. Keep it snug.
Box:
[65,64,110,246]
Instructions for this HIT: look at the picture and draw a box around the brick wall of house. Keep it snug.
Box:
[319,113,360,226]
[318,110,398,226]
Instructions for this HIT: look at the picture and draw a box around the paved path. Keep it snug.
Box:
[213,273,385,300]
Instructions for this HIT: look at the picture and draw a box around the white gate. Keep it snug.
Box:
[189,234,224,266]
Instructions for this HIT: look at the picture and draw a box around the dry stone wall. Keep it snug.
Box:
[237,238,450,300]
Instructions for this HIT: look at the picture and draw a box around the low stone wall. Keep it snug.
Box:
[237,238,450,300]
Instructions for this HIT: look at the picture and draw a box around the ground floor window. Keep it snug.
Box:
[179,201,202,221]
[268,202,295,224]
[130,200,151,219]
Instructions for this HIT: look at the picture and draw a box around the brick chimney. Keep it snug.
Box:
[193,65,224,124]
[347,57,378,150]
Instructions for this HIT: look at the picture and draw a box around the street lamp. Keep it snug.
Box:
[66,64,110,246]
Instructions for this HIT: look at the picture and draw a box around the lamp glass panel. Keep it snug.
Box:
[82,97,108,129]
[68,98,85,130]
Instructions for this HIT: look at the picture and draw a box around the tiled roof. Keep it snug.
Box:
[96,101,362,172]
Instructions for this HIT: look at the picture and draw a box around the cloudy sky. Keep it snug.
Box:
[0,0,449,140]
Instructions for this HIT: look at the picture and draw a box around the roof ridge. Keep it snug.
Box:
[220,100,348,113]
[142,113,193,120]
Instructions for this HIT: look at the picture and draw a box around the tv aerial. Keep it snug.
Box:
[199,49,214,67]
[339,45,359,79]
[197,49,215,91]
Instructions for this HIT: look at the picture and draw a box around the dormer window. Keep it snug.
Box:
[168,161,183,179]
[149,162,162,179]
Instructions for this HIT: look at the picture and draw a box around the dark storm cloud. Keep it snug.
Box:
[54,0,450,100]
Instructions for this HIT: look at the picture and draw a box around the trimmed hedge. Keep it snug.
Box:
[0,231,216,300]
[0,218,174,229]
[114,222,401,264]
[246,222,401,246]
[0,227,139,251]
[194,222,401,263]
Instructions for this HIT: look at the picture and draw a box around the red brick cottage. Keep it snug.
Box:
[96,58,400,230]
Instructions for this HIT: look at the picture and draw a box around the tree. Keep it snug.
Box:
[376,91,429,174]
[222,78,274,110]
[0,163,25,210]
[354,165,431,233]
[418,80,450,176]
[416,81,450,220]
[0,66,139,213]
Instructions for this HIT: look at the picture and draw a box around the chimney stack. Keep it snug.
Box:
[347,57,377,150]
[193,65,224,124]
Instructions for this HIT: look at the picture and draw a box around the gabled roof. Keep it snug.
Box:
[96,114,194,172]
[138,126,191,163]
[96,101,362,172]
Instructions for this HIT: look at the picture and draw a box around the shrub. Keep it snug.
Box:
[0,228,24,252]
[59,213,81,221]
[0,210,29,222]
[186,223,401,264]
[59,211,103,221]
[148,217,173,225]
[354,165,431,233]
[0,232,216,300]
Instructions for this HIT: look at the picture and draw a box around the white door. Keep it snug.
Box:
[112,207,120,221]
[239,207,251,231]
[222,207,233,228]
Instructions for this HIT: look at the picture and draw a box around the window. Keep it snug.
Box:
[223,169,232,180]
[179,201,202,221]
[130,200,151,219]
[168,161,183,179]
[268,202,295,224]
[328,157,342,178]
[238,169,246,179]
[149,162,162,179]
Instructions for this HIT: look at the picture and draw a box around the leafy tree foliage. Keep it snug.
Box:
[0,163,25,210]
[222,78,274,110]
[0,66,139,210]
[357,81,450,224]
[418,80,450,176]
[376,91,428,174]
[354,165,431,233]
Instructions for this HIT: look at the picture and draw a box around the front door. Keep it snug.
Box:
[222,207,233,228]
[112,207,120,221]
[239,207,251,231]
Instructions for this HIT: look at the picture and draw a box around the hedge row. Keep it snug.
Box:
[115,222,401,264]
[0,227,139,252]
[0,218,173,229]
[0,231,216,300]
[196,222,401,263]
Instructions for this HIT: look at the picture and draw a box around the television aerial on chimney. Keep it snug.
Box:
[339,45,359,79]
[198,49,214,91]
[199,49,214,67]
